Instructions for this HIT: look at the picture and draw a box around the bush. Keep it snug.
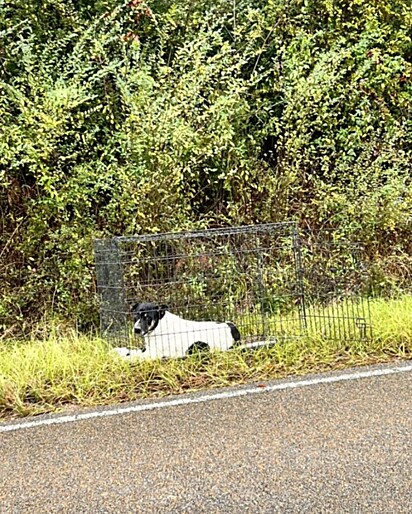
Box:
[1,0,411,334]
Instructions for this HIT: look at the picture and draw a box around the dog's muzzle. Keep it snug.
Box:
[135,327,149,336]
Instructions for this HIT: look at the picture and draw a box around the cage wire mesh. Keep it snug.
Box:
[299,234,372,341]
[94,222,372,357]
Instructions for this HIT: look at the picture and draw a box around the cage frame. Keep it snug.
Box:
[94,222,372,355]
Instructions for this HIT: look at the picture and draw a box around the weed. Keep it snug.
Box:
[0,296,411,420]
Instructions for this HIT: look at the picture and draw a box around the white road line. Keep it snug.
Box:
[1,362,412,433]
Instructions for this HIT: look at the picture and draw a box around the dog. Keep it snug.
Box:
[113,302,241,360]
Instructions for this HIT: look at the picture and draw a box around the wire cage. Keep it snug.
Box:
[94,222,372,357]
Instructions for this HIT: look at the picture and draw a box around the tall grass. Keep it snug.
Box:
[1,296,411,419]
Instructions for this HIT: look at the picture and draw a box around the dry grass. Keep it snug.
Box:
[1,296,411,420]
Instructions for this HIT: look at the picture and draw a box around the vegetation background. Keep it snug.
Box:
[1,0,411,336]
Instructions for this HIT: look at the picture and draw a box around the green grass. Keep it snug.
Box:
[1,296,411,420]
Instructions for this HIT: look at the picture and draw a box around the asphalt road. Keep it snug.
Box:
[1,362,412,514]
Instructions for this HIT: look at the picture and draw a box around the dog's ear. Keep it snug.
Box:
[158,304,168,318]
[131,302,141,313]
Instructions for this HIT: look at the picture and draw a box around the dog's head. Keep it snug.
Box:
[131,302,168,336]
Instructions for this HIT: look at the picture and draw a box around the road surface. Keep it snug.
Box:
[1,362,412,513]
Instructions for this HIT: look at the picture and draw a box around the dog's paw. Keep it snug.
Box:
[127,349,145,359]
[112,347,147,360]
[112,347,131,358]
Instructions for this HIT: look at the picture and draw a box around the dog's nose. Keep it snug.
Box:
[134,327,142,335]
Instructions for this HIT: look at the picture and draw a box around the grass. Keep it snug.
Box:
[1,295,411,420]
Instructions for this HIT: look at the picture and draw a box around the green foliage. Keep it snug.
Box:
[0,0,411,333]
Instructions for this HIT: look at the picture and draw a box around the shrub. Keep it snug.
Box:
[1,0,411,334]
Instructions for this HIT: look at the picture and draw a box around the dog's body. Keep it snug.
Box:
[113,302,241,360]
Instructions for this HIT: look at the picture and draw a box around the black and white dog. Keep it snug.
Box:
[113,302,241,360]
